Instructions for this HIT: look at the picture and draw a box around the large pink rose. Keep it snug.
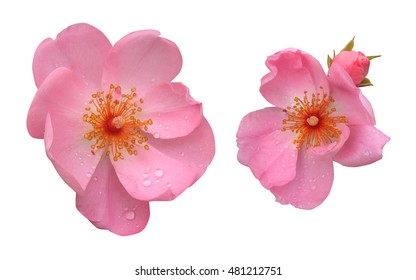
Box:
[27,23,215,235]
[237,48,389,209]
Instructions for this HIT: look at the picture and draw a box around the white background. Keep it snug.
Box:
[1,0,414,279]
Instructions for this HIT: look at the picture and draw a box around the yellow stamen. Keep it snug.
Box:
[282,87,348,150]
[82,84,152,160]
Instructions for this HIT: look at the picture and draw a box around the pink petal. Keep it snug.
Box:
[113,118,215,201]
[236,108,298,187]
[334,125,390,167]
[308,123,350,158]
[260,48,329,108]
[27,67,91,139]
[102,30,182,93]
[33,23,112,91]
[44,110,103,193]
[248,130,298,189]
[76,156,150,236]
[236,107,285,165]
[328,63,375,125]
[147,117,215,178]
[140,83,202,139]
[32,68,103,193]
[271,151,334,209]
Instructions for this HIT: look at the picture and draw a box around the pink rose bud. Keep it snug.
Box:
[332,51,370,85]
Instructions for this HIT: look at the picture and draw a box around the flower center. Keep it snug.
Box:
[82,84,152,161]
[282,87,348,150]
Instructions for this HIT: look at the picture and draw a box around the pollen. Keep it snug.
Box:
[82,84,152,161]
[282,87,348,150]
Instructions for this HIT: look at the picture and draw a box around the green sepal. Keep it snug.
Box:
[342,36,355,51]
[367,55,381,60]
[327,50,336,68]
[327,54,333,68]
[358,77,373,87]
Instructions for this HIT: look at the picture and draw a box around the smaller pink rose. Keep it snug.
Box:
[332,51,370,85]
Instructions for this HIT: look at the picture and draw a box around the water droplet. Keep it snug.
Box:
[93,177,98,181]
[124,211,135,221]
[184,115,189,120]
[80,162,85,166]
[154,169,164,178]
[86,172,92,178]
[165,126,169,130]
[180,152,185,157]
[311,185,317,190]
[143,173,149,178]
[364,150,370,156]
[142,179,152,187]
[154,133,160,139]
[167,183,172,187]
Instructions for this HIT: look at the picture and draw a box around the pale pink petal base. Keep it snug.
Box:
[334,125,390,167]
[308,123,350,158]
[76,157,150,236]
[271,151,334,209]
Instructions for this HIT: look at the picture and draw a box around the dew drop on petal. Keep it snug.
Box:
[311,185,317,190]
[154,133,160,139]
[180,152,185,157]
[142,179,152,187]
[86,172,92,178]
[184,115,189,120]
[124,210,135,221]
[154,169,164,178]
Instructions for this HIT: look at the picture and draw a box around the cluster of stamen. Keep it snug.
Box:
[282,87,348,150]
[82,84,152,161]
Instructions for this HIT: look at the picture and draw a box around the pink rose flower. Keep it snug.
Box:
[332,51,370,85]
[237,48,389,209]
[27,23,215,235]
